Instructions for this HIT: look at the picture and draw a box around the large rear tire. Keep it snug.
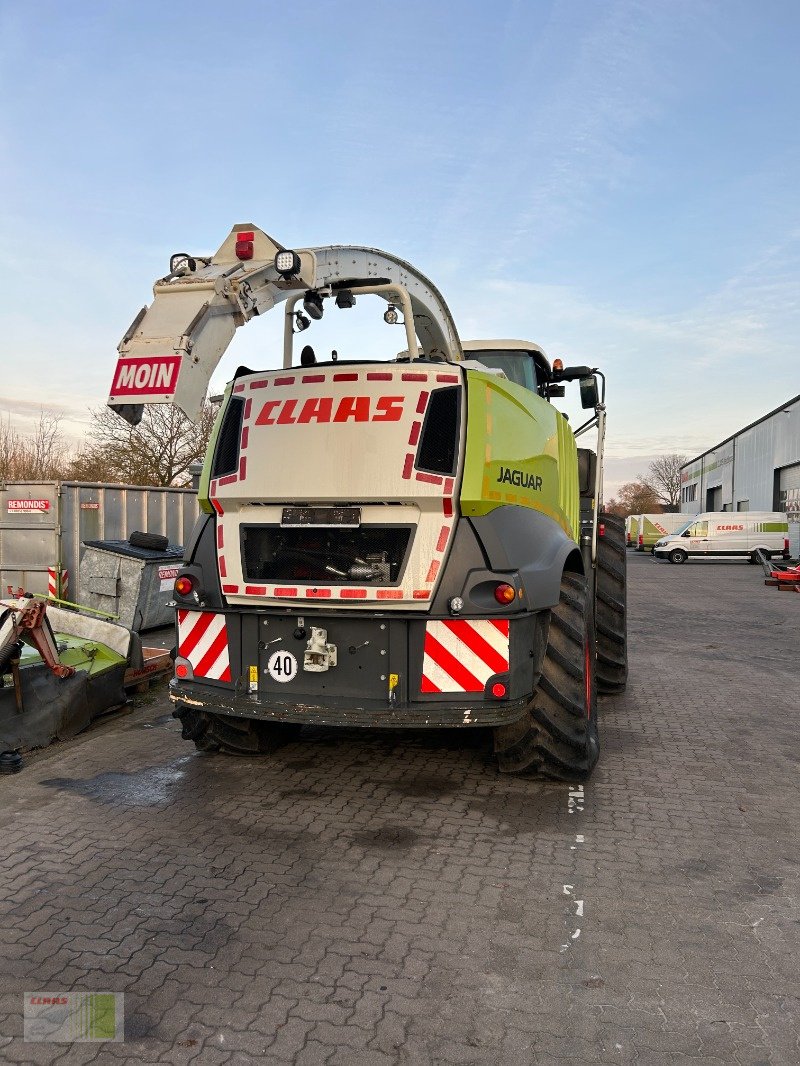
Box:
[173,707,301,755]
[494,573,599,781]
[595,513,628,694]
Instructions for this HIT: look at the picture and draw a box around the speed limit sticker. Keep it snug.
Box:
[267,650,298,683]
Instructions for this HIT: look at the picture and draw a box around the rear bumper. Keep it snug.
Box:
[172,607,546,729]
[169,679,529,728]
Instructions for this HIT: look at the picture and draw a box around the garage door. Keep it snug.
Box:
[706,486,722,510]
[778,463,800,558]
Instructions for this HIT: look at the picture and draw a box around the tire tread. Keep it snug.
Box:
[495,573,599,780]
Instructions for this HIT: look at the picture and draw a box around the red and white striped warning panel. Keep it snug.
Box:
[421,619,510,693]
[47,567,68,599]
[177,610,232,682]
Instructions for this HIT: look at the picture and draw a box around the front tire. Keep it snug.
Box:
[595,513,628,694]
[669,548,688,564]
[494,573,599,781]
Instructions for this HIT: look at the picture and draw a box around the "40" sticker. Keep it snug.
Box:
[267,650,298,683]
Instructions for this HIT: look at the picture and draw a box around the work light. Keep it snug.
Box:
[303,291,325,321]
[275,249,301,277]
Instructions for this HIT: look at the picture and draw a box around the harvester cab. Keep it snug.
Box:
[108,224,627,779]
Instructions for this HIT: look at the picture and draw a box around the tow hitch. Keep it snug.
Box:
[304,627,338,672]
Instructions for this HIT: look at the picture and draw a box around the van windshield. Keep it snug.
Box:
[673,520,694,536]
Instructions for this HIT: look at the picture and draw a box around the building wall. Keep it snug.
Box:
[680,397,800,554]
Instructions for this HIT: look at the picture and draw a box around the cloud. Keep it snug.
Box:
[0,396,77,418]
[428,0,691,265]
[0,398,93,449]
[453,255,800,462]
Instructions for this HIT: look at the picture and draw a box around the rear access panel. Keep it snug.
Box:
[248,614,401,703]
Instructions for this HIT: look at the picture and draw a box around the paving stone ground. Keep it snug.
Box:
[0,553,798,1064]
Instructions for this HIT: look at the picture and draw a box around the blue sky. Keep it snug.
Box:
[1,0,799,493]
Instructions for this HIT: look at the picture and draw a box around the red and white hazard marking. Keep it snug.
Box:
[420,619,509,692]
[177,610,232,682]
[47,567,68,599]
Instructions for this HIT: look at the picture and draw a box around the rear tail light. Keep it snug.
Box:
[599,522,606,538]
[235,230,255,260]
[638,534,643,546]
[174,656,194,681]
[785,538,790,553]
[174,575,196,597]
[494,583,516,605]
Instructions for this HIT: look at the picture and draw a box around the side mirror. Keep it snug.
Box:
[579,376,599,409]
[682,530,691,537]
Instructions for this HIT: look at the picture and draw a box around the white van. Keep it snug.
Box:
[653,512,790,564]
[637,513,693,552]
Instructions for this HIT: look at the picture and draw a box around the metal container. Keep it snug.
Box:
[0,481,198,602]
[79,540,185,630]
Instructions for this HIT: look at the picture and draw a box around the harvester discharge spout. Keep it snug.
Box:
[108,224,461,425]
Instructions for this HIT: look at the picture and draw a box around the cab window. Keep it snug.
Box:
[687,521,708,537]
[469,350,538,392]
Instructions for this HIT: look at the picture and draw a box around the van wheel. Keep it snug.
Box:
[494,573,599,781]
[595,513,628,694]
[172,706,301,755]
[668,548,687,564]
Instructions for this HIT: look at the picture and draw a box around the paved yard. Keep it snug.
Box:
[0,553,798,1064]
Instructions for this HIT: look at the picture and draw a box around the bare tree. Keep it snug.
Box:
[28,410,66,478]
[0,415,27,480]
[69,402,216,486]
[639,453,687,510]
[616,481,661,516]
[0,411,69,480]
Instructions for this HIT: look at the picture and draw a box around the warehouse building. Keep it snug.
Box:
[679,393,800,556]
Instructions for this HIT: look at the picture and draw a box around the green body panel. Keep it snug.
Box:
[760,522,789,533]
[459,370,579,541]
[198,383,235,514]
[639,516,668,549]
[19,634,127,676]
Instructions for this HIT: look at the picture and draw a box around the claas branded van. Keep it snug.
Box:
[653,512,790,564]
[637,513,693,552]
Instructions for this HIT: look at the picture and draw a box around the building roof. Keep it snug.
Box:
[682,392,800,470]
